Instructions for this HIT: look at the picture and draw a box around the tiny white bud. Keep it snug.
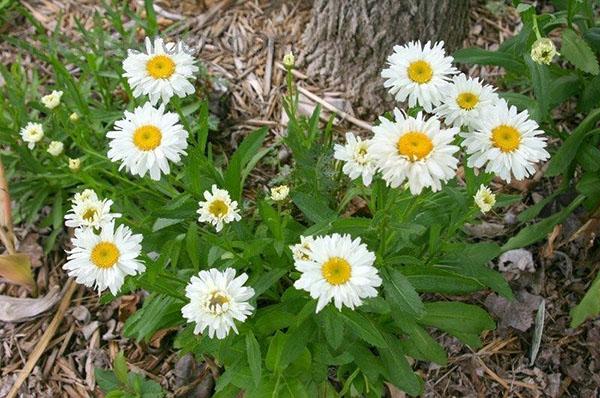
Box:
[69,112,79,122]
[68,157,81,171]
[41,90,63,110]
[474,184,496,213]
[270,185,290,201]
[47,141,64,156]
[283,52,295,68]
[530,38,559,65]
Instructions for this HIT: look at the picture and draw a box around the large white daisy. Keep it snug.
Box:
[63,221,145,295]
[123,37,198,105]
[107,102,189,181]
[381,41,458,112]
[333,132,377,186]
[462,100,550,182]
[65,189,120,229]
[293,233,381,312]
[197,185,241,232]
[434,74,499,129]
[370,109,460,195]
[181,268,255,339]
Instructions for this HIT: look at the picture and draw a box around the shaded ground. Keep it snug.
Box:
[0,1,599,397]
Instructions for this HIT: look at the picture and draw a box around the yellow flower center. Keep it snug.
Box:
[321,256,352,285]
[396,132,434,161]
[456,92,479,110]
[133,125,162,151]
[146,55,176,79]
[208,199,229,218]
[407,60,433,84]
[491,125,521,153]
[207,291,230,313]
[90,242,120,269]
[82,207,97,221]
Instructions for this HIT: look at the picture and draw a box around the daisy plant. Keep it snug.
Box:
[5,0,598,397]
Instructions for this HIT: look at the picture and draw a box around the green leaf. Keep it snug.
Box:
[340,309,386,348]
[525,55,551,118]
[562,28,599,75]
[291,191,336,224]
[265,331,285,372]
[418,302,495,346]
[453,47,525,74]
[383,268,424,316]
[185,222,200,269]
[320,307,344,349]
[144,0,158,37]
[123,294,184,342]
[571,272,600,328]
[401,265,483,295]
[95,369,120,393]
[224,128,268,201]
[246,332,262,387]
[379,334,423,396]
[393,312,447,365]
[113,352,129,385]
[502,195,586,251]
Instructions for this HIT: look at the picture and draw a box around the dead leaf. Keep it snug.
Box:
[385,382,406,398]
[18,233,43,267]
[0,253,36,290]
[484,291,543,332]
[542,224,562,258]
[464,222,506,238]
[497,249,535,273]
[118,294,140,321]
[0,285,60,322]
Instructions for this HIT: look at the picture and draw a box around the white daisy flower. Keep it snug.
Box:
[381,41,458,112]
[290,235,315,262]
[181,268,254,339]
[270,185,290,201]
[123,37,198,105]
[333,132,377,186]
[293,233,381,312]
[65,189,120,229]
[462,100,550,182]
[107,102,189,181]
[63,221,145,295]
[474,185,496,213]
[41,90,63,109]
[20,122,44,149]
[47,141,64,156]
[370,109,460,195]
[197,185,241,232]
[434,74,499,129]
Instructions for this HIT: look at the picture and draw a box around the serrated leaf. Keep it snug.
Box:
[379,334,423,396]
[418,301,495,340]
[113,352,129,385]
[562,28,599,75]
[245,332,261,387]
[453,47,526,74]
[383,268,424,316]
[340,309,386,347]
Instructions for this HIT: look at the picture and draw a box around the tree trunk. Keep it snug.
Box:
[301,0,470,117]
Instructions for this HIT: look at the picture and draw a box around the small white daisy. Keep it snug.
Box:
[68,158,81,171]
[270,185,290,201]
[474,185,496,213]
[370,109,460,195]
[123,37,198,105]
[290,235,315,262]
[41,90,63,109]
[107,102,189,181]
[462,100,550,182]
[64,221,145,295]
[434,74,499,129]
[381,41,458,112]
[65,189,120,229]
[181,268,255,339]
[197,185,241,232]
[47,141,64,156]
[20,122,44,149]
[333,132,377,186]
[293,233,382,312]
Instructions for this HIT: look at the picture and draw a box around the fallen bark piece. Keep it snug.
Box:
[0,285,61,323]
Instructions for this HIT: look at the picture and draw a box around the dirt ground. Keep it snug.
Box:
[0,1,599,397]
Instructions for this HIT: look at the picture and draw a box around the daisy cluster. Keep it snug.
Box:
[62,189,145,295]
[334,40,550,201]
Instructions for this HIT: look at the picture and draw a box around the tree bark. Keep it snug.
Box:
[301,0,470,117]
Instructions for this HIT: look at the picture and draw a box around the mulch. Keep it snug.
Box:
[0,1,598,397]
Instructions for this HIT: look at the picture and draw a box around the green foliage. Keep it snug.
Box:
[96,352,165,398]
[456,0,600,327]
